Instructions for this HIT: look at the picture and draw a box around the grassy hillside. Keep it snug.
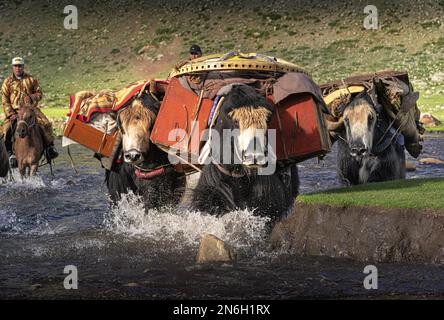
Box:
[0,0,443,129]
[299,178,444,210]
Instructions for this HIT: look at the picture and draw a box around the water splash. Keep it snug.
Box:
[103,192,270,251]
[0,172,47,190]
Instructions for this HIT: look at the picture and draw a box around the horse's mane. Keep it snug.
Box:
[17,103,36,116]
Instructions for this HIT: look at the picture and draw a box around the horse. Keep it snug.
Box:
[191,84,299,223]
[13,105,45,177]
[105,92,186,210]
[0,132,9,178]
[336,90,405,185]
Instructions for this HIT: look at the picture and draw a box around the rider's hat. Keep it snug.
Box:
[189,45,202,55]
[12,57,25,66]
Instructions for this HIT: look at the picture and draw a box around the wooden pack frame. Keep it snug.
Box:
[151,77,331,166]
[63,95,118,158]
[320,70,410,94]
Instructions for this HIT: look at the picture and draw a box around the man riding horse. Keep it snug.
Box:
[1,57,58,167]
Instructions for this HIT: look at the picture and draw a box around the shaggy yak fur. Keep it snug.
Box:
[105,93,186,209]
[191,85,299,222]
[337,91,405,185]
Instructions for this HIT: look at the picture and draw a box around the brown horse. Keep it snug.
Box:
[14,105,45,177]
[0,132,9,178]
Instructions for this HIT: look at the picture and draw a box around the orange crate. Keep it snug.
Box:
[151,77,214,161]
[63,95,118,158]
[151,77,330,164]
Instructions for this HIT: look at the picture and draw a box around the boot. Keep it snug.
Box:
[8,151,17,168]
[5,131,17,168]
[45,144,59,160]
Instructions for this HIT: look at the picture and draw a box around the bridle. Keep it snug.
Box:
[15,112,36,137]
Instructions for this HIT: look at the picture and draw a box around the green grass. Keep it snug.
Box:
[40,107,68,119]
[299,178,444,210]
[0,107,67,119]
[426,125,444,132]
[0,106,67,136]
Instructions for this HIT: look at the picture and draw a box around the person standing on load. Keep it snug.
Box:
[1,57,58,168]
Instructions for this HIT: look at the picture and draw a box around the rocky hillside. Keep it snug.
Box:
[0,0,443,120]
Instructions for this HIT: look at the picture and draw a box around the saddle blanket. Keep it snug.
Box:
[67,79,151,123]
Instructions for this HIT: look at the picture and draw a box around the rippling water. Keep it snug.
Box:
[1,134,444,299]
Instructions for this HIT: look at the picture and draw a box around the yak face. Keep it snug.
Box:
[343,96,377,158]
[213,85,274,171]
[228,106,271,166]
[118,94,158,165]
[16,106,36,139]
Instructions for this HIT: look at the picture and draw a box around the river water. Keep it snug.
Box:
[1,134,444,299]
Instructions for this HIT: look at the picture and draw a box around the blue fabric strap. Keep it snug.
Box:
[207,96,220,127]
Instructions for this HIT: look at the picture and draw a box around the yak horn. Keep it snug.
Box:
[325,117,344,131]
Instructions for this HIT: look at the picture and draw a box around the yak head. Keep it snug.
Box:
[342,92,378,158]
[210,85,275,175]
[117,93,159,165]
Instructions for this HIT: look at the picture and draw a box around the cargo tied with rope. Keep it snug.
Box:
[62,79,169,158]
[320,70,425,158]
[150,51,331,169]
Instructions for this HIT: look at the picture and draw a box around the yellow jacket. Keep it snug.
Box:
[1,73,42,118]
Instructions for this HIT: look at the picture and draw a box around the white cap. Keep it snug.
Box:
[12,57,25,66]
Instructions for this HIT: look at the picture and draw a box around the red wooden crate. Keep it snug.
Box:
[151,77,214,160]
[151,77,330,165]
[269,93,331,162]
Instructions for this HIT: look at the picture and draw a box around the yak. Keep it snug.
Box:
[191,84,299,223]
[105,92,186,209]
[336,90,405,185]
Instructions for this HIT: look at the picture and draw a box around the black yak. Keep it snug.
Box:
[336,91,405,185]
[191,85,299,222]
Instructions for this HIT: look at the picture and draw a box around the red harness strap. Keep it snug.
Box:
[135,167,166,179]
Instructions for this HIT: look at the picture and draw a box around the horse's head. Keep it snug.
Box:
[212,85,274,173]
[117,93,159,165]
[16,105,37,139]
[342,92,377,157]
